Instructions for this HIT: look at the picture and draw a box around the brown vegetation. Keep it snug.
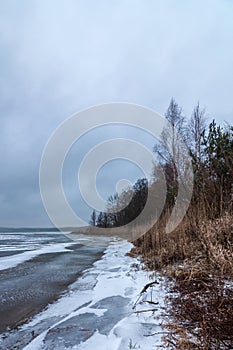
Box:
[131,101,233,349]
[134,210,233,348]
[90,98,233,348]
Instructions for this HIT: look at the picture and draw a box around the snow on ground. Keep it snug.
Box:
[14,238,167,350]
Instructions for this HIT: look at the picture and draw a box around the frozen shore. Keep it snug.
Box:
[0,238,167,350]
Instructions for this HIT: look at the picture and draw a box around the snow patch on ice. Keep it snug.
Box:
[0,242,75,271]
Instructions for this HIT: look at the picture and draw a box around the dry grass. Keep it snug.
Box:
[133,208,233,349]
[164,267,233,349]
[135,208,232,273]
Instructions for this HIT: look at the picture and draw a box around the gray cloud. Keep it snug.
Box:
[0,0,232,226]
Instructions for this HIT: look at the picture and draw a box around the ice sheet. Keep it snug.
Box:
[0,242,74,271]
[18,239,167,350]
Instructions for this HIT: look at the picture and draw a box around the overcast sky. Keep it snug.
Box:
[0,0,233,227]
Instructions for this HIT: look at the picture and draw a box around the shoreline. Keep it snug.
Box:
[0,239,167,350]
[0,244,104,333]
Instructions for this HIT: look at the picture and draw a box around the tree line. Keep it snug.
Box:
[90,99,233,228]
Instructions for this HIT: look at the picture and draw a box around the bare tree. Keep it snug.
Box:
[153,98,186,165]
[189,102,206,163]
[153,98,187,206]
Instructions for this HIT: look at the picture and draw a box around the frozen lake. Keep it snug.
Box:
[0,232,167,350]
[0,231,105,332]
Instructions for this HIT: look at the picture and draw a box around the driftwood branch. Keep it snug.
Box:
[140,280,159,294]
[144,300,159,306]
[134,308,158,314]
[144,331,169,337]
[133,280,159,309]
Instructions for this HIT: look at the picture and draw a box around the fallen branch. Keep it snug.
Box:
[140,280,159,294]
[133,280,159,309]
[134,308,158,314]
[144,331,169,337]
[144,300,159,306]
